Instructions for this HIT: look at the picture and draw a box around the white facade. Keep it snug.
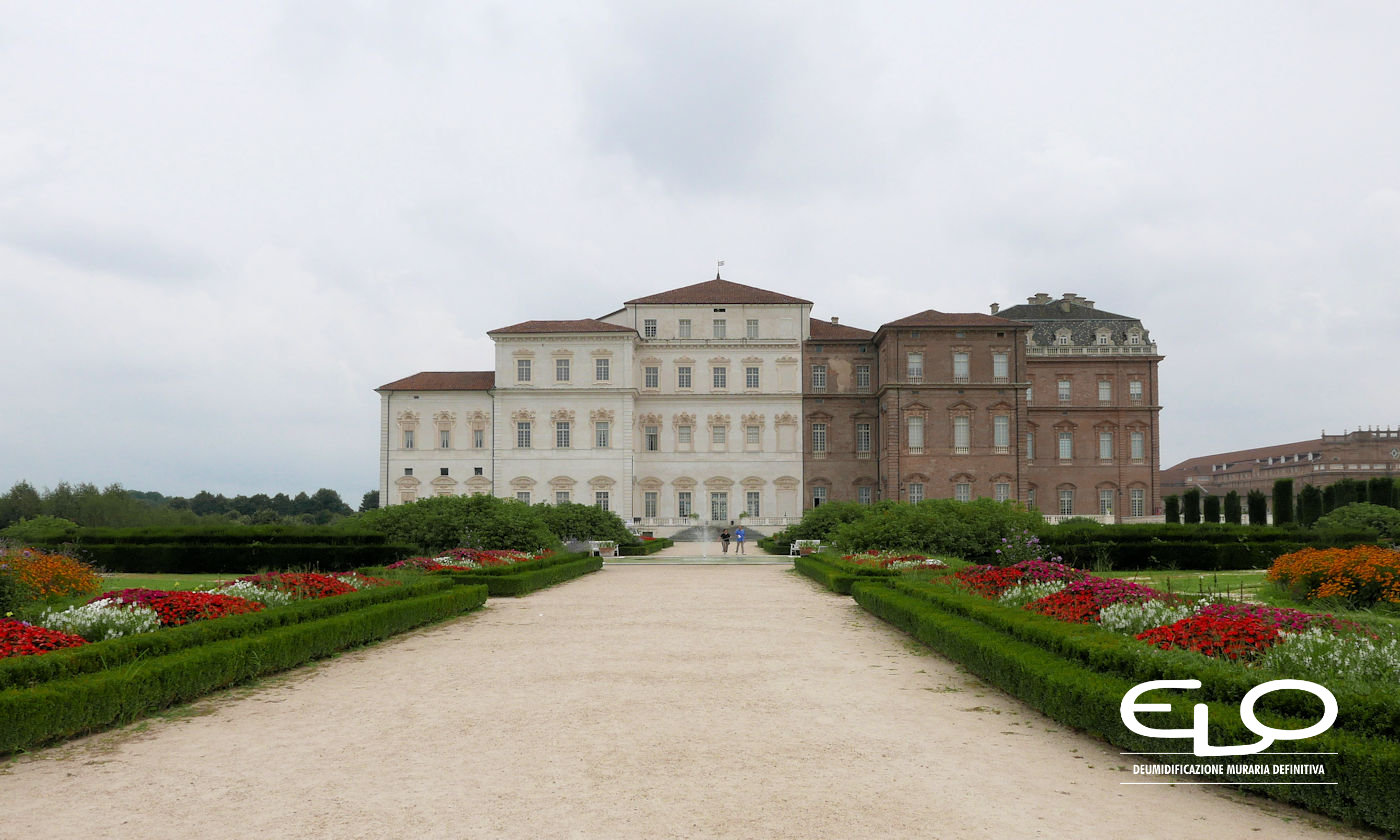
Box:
[376,279,813,533]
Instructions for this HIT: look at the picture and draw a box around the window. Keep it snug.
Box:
[1131,430,1146,461]
[710,491,728,520]
[1099,431,1113,460]
[855,364,871,391]
[439,429,451,449]
[1099,489,1114,516]
[712,366,727,388]
[473,467,483,475]
[644,491,658,518]
[712,425,726,445]
[993,415,1010,453]
[678,366,692,389]
[556,358,570,382]
[556,421,571,449]
[746,319,759,339]
[1129,380,1144,402]
[555,490,570,505]
[1058,379,1072,403]
[516,491,531,504]
[812,423,827,453]
[595,421,610,448]
[811,364,827,390]
[643,319,657,338]
[516,422,532,449]
[1058,431,1073,460]
[907,483,924,503]
[1098,380,1112,403]
[993,353,1009,382]
[953,416,970,454]
[1027,488,1037,510]
[595,358,610,381]
[1059,489,1074,516]
[679,319,692,338]
[812,486,827,507]
[954,482,971,502]
[857,486,873,505]
[1129,332,1141,345]
[907,352,924,383]
[1130,488,1145,517]
[952,352,969,383]
[404,468,413,476]
[517,359,532,383]
[746,425,760,446]
[1056,332,1070,346]
[678,491,692,518]
[1026,431,1035,460]
[595,491,609,511]
[678,425,692,446]
[645,425,659,451]
[1026,386,1033,404]
[403,429,415,449]
[713,319,726,339]
[473,429,484,449]
[995,482,1010,503]
[644,366,659,389]
[1097,333,1111,345]
[908,416,925,453]
[856,423,871,455]
[746,491,760,517]
[745,366,759,389]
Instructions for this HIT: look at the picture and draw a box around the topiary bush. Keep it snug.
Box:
[355,495,560,554]
[829,499,1042,563]
[1314,503,1400,540]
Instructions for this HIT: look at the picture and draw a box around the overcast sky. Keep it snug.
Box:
[3,1,1398,504]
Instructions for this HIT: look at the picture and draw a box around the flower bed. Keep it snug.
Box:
[0,619,88,658]
[841,550,947,571]
[1,547,101,600]
[1267,544,1400,606]
[148,591,265,627]
[387,548,547,572]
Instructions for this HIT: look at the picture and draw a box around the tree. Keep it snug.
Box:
[0,481,43,528]
[356,494,559,553]
[1298,484,1323,527]
[1272,479,1294,525]
[1223,491,1242,525]
[1164,495,1180,524]
[1367,477,1395,509]
[1246,490,1268,525]
[359,490,380,512]
[532,502,633,543]
[1203,494,1221,524]
[1183,489,1201,524]
[1315,502,1400,539]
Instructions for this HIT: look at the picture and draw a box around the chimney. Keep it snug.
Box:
[989,302,1000,315]
[1029,292,1052,305]
[830,316,839,325]
[1062,292,1077,300]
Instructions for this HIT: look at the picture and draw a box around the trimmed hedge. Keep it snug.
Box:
[424,556,603,596]
[795,554,898,595]
[0,582,488,754]
[853,581,1400,834]
[1041,524,1377,571]
[619,538,675,556]
[0,579,459,690]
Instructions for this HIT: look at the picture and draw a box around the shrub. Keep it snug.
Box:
[830,499,1041,563]
[0,547,101,601]
[1367,477,1395,509]
[1267,545,1400,606]
[1203,494,1221,524]
[0,619,87,659]
[1314,503,1400,540]
[768,501,873,546]
[1223,491,1242,525]
[1247,490,1268,526]
[37,600,161,642]
[1273,478,1295,525]
[531,502,634,544]
[1182,489,1201,524]
[1298,484,1324,527]
[0,516,80,544]
[1164,495,1180,524]
[356,495,559,554]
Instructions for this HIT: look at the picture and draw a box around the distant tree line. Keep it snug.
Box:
[1164,477,1400,528]
[0,480,360,530]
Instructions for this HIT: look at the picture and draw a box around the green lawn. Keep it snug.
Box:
[99,572,236,592]
[1105,568,1270,600]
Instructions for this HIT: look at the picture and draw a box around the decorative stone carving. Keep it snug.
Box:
[707,413,730,428]
[740,412,766,428]
[465,410,488,430]
[548,476,577,489]
[773,413,797,426]
[433,411,455,429]
[590,408,615,423]
[673,412,696,427]
[510,409,536,423]
[588,475,616,489]
[551,409,576,423]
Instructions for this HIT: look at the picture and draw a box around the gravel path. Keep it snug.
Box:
[0,566,1375,839]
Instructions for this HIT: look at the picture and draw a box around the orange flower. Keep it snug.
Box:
[1,546,102,601]
[1268,545,1400,607]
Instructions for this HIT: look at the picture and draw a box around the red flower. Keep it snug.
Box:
[1136,614,1281,660]
[0,618,88,659]
[148,592,265,627]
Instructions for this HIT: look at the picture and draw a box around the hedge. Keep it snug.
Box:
[422,556,603,596]
[618,538,675,556]
[63,525,394,546]
[0,579,459,691]
[884,579,1400,739]
[0,582,487,754]
[74,542,419,574]
[795,554,899,595]
[852,581,1400,834]
[1040,524,1377,571]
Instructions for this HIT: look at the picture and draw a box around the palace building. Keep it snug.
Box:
[376,278,1164,534]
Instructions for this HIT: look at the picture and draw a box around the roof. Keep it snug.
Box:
[624,277,812,306]
[1161,438,1323,476]
[879,309,1028,329]
[809,318,875,340]
[377,371,495,391]
[998,300,1135,321]
[488,318,637,335]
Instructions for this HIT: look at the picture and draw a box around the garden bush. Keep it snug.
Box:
[828,499,1041,563]
[1314,503,1400,540]
[356,494,559,554]
[1038,523,1376,571]
[1246,490,1268,526]
[422,555,603,596]
[618,538,675,556]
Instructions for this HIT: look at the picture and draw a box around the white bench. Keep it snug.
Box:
[789,541,824,556]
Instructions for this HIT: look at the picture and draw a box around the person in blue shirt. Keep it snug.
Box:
[734,525,746,554]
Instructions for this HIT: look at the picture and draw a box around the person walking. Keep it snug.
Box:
[734,525,746,554]
[720,528,731,554]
